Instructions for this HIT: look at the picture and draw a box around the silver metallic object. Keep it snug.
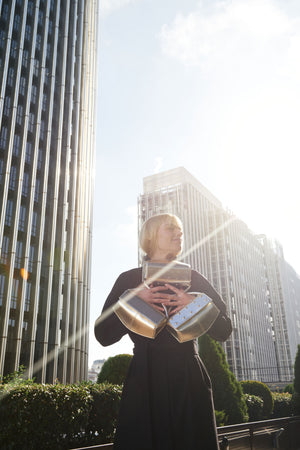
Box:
[114,261,220,341]
[142,261,191,291]
[113,290,167,339]
[167,293,220,342]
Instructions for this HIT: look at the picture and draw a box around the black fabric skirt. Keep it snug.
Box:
[113,338,220,450]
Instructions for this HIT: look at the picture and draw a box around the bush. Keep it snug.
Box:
[283,384,294,394]
[215,410,227,427]
[243,393,264,421]
[272,392,293,418]
[97,354,132,385]
[198,334,248,425]
[292,391,300,416]
[240,380,274,419]
[0,382,122,449]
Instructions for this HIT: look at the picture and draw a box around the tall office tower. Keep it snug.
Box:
[138,167,294,383]
[0,0,98,383]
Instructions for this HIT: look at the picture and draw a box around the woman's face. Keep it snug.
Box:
[153,221,183,258]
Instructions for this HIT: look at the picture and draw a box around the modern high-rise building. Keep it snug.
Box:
[0,0,98,383]
[138,167,298,383]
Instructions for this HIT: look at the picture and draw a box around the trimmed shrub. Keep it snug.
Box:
[240,380,274,419]
[283,384,294,394]
[0,382,122,449]
[272,392,293,418]
[198,334,248,425]
[292,345,300,414]
[215,410,227,427]
[97,354,132,385]
[243,393,264,421]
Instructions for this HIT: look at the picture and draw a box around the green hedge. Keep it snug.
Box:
[97,354,132,385]
[0,382,122,450]
[272,392,293,418]
[240,380,274,419]
[243,393,264,422]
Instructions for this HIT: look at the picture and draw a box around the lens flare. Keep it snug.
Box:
[20,268,29,280]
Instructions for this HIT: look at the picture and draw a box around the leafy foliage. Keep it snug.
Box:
[283,384,294,394]
[0,382,122,449]
[294,344,300,394]
[240,380,274,419]
[272,392,293,418]
[243,393,264,421]
[198,334,248,425]
[97,354,133,385]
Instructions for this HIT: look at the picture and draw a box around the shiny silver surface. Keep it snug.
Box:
[114,290,167,339]
[142,260,191,291]
[167,294,219,342]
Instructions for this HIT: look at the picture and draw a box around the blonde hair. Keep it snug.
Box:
[139,213,183,258]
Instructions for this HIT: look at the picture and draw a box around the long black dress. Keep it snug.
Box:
[94,267,232,450]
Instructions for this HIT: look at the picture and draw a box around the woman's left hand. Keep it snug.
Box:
[163,284,196,316]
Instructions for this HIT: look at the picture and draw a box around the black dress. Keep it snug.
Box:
[94,267,232,450]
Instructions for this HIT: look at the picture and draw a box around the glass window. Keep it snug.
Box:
[9,166,17,190]
[27,1,34,16]
[5,200,13,226]
[25,142,32,163]
[25,25,31,41]
[31,211,37,236]
[22,49,29,68]
[19,76,26,96]
[0,30,5,49]
[13,14,21,32]
[10,40,18,58]
[37,148,43,170]
[31,84,37,104]
[33,59,39,77]
[15,241,23,268]
[3,96,11,116]
[28,112,35,133]
[19,205,26,231]
[0,126,8,149]
[0,158,3,183]
[16,104,23,125]
[0,274,5,306]
[7,67,14,86]
[22,172,29,197]
[38,10,43,27]
[36,34,42,51]
[28,246,35,272]
[25,282,31,311]
[40,120,45,140]
[34,178,40,202]
[11,278,19,309]
[13,134,20,156]
[42,93,47,111]
[0,235,9,264]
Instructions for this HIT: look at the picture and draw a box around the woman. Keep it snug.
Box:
[94,214,232,450]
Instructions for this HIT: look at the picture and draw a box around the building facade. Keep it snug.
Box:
[0,0,98,383]
[138,167,297,383]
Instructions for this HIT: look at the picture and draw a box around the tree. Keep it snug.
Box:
[198,334,248,425]
[292,344,300,414]
[97,354,133,385]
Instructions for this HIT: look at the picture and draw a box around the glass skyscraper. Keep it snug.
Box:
[0,0,98,383]
[138,167,296,383]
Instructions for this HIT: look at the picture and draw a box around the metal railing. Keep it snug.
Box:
[70,416,300,450]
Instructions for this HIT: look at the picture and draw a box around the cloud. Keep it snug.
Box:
[158,0,300,74]
[100,0,140,17]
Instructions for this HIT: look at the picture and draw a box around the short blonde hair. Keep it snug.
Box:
[139,213,183,258]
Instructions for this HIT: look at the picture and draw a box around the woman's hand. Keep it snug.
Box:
[136,284,173,313]
[136,283,195,315]
[162,284,196,316]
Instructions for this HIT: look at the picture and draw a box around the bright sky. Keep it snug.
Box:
[89,0,300,367]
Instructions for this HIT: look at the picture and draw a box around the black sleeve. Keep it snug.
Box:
[190,270,232,342]
[94,271,137,346]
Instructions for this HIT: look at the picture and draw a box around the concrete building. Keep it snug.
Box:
[0,0,98,383]
[138,167,297,382]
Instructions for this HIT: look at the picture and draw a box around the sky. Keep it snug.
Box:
[89,0,300,366]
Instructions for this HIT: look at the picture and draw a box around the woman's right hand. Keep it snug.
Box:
[136,284,171,313]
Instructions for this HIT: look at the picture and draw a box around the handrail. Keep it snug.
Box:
[69,416,300,450]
